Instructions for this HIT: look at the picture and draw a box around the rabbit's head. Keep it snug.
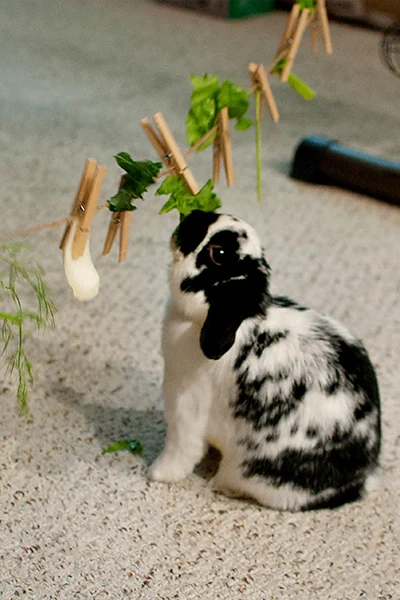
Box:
[168,210,271,360]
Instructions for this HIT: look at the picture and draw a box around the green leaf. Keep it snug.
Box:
[296,0,316,9]
[107,154,162,212]
[114,152,136,172]
[177,195,197,216]
[186,75,252,151]
[156,176,221,218]
[194,179,221,212]
[114,153,162,179]
[186,98,218,149]
[156,176,193,215]
[271,58,286,77]
[189,74,219,105]
[235,116,253,131]
[272,60,316,100]
[102,440,144,455]
[287,74,316,100]
[187,74,219,150]
[217,80,250,121]
[108,189,138,212]
[155,175,186,196]
[159,196,178,215]
[114,154,162,199]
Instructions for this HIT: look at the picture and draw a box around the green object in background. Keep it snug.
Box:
[157,0,274,20]
[229,0,275,19]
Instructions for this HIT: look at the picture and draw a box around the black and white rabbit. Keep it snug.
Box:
[148,210,381,511]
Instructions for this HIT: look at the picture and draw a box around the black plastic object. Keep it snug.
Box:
[291,135,400,207]
[380,21,400,78]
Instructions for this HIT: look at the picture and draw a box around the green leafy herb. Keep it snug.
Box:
[186,74,219,150]
[114,153,162,196]
[217,80,252,131]
[186,99,218,150]
[108,153,162,212]
[190,74,220,104]
[102,439,144,455]
[286,73,316,100]
[0,243,56,420]
[272,60,316,100]
[186,74,253,151]
[235,116,253,131]
[296,0,317,9]
[156,176,190,215]
[193,180,222,212]
[108,189,139,213]
[156,176,221,218]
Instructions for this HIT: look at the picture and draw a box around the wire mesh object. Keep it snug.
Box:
[380,21,400,77]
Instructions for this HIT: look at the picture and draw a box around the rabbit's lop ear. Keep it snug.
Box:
[197,231,271,360]
[200,294,246,360]
[200,267,270,360]
[175,211,271,360]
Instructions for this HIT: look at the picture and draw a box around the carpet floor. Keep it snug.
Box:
[0,0,399,598]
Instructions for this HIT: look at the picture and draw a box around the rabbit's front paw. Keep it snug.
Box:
[148,454,189,483]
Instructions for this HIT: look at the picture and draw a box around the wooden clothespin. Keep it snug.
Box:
[102,177,132,263]
[280,7,311,82]
[317,0,333,55]
[141,113,199,195]
[249,63,280,124]
[275,2,301,60]
[140,117,176,174]
[276,1,332,76]
[153,113,199,194]
[212,107,234,187]
[213,132,221,184]
[60,159,106,259]
[309,9,319,53]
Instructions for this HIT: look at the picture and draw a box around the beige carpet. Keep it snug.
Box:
[0,0,399,598]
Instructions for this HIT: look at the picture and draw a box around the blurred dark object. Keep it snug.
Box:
[291,135,400,206]
[157,0,275,19]
[380,21,400,76]
[276,0,400,28]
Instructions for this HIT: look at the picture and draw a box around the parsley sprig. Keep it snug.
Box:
[156,176,221,218]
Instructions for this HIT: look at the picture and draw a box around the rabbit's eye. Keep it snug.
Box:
[209,245,226,266]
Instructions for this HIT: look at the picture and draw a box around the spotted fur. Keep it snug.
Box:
[148,211,381,511]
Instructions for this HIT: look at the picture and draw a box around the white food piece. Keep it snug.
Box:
[62,219,100,301]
